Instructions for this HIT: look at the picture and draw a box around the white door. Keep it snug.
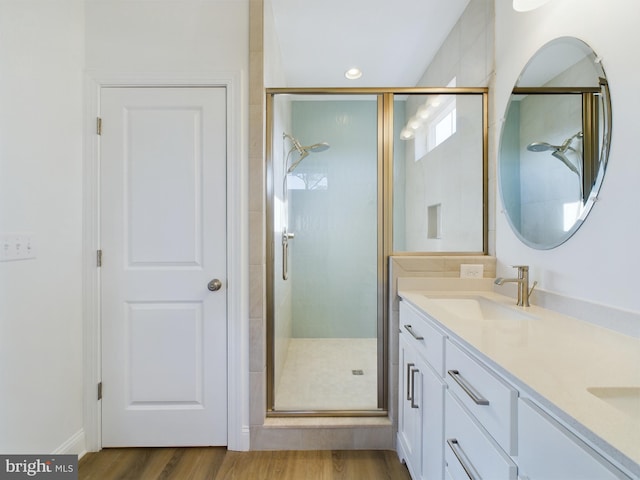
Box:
[100,87,227,447]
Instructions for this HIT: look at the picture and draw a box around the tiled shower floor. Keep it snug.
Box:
[274,338,378,411]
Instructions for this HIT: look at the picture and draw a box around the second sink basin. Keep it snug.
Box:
[423,295,538,321]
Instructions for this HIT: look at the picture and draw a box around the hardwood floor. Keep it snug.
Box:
[79,448,412,480]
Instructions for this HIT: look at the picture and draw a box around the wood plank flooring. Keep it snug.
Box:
[79,448,412,480]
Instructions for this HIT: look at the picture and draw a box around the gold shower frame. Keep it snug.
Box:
[265,87,489,417]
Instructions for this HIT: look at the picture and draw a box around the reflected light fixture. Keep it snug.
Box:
[513,0,553,11]
[345,67,363,80]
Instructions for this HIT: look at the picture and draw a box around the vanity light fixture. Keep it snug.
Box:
[400,128,414,140]
[407,117,421,130]
[399,99,437,139]
[513,0,553,11]
[345,67,363,80]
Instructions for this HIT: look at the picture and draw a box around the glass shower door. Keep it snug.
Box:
[268,94,381,412]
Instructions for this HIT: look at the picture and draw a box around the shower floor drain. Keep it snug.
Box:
[352,369,364,376]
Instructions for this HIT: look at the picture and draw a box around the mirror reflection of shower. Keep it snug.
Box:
[527,131,584,199]
[281,132,330,280]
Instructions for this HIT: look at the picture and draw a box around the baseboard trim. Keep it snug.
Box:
[231,426,251,452]
[53,429,86,458]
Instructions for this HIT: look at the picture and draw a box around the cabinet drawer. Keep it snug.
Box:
[400,301,446,375]
[445,340,517,454]
[445,391,517,480]
[518,398,630,479]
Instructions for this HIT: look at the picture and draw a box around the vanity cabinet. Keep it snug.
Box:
[518,397,629,479]
[398,301,446,480]
[397,297,634,480]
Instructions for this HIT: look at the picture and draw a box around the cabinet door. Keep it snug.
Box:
[398,334,422,477]
[420,360,445,480]
[518,398,630,480]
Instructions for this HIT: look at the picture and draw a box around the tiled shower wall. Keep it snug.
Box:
[248,0,267,443]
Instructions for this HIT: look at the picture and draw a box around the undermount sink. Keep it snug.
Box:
[423,295,538,321]
[587,387,640,420]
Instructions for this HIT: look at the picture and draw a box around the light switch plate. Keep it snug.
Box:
[460,264,483,279]
[0,233,36,261]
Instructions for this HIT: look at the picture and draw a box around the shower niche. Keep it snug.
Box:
[266,89,487,415]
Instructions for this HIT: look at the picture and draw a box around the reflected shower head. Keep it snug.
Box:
[526,132,583,177]
[527,131,583,154]
[283,133,330,173]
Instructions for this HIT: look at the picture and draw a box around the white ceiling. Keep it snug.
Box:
[268,0,470,87]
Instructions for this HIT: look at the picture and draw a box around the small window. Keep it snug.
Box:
[427,78,457,153]
[430,106,456,150]
[407,78,458,162]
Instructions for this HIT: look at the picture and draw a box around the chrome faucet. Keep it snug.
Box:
[495,265,537,307]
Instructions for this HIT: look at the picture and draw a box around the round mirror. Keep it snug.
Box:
[498,37,611,249]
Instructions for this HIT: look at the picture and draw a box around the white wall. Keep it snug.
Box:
[0,0,250,454]
[494,0,640,313]
[264,0,286,87]
[416,0,494,88]
[0,0,85,454]
[85,0,248,73]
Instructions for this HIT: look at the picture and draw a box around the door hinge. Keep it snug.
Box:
[96,117,102,135]
[97,249,102,267]
[97,382,103,400]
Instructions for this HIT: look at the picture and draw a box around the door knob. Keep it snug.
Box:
[208,279,222,291]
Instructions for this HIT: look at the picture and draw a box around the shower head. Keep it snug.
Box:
[306,142,330,153]
[527,141,562,152]
[283,133,330,173]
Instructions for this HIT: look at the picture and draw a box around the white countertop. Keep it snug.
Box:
[398,279,640,474]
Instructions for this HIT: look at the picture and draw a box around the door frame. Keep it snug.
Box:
[82,72,249,452]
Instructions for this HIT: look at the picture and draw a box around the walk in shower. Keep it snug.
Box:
[266,89,487,415]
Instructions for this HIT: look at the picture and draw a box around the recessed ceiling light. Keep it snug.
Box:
[345,67,363,80]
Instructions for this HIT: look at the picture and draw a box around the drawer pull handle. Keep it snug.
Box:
[403,324,424,340]
[447,369,490,406]
[406,363,415,401]
[447,438,481,480]
[410,368,419,409]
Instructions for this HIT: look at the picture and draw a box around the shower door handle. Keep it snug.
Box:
[283,241,289,280]
[282,230,295,280]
